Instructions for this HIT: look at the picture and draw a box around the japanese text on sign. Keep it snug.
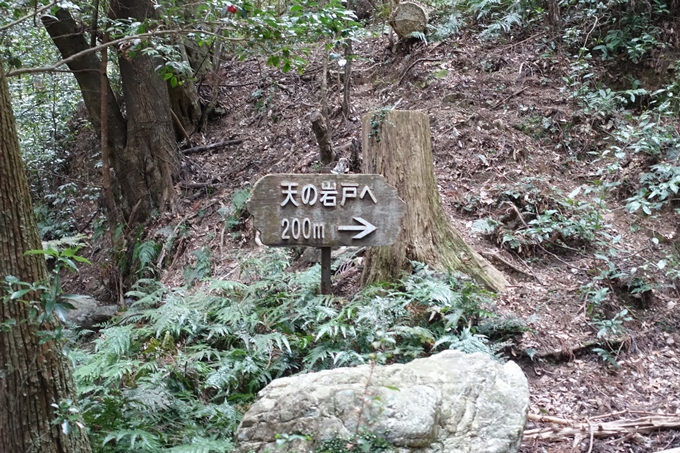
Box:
[247,174,406,248]
[280,182,377,208]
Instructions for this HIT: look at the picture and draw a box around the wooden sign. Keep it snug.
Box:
[247,174,406,247]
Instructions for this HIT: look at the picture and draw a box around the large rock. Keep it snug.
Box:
[64,297,118,330]
[234,350,529,453]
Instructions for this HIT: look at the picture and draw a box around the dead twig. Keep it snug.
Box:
[179,182,215,189]
[525,413,680,442]
[171,109,192,145]
[398,58,441,85]
[157,214,190,269]
[527,414,572,425]
[480,251,543,284]
[182,139,243,155]
[491,87,528,110]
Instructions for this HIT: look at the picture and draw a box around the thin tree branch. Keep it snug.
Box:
[181,139,243,155]
[8,29,243,77]
[0,1,57,33]
[398,58,441,85]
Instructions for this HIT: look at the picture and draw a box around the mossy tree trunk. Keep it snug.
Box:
[43,5,190,222]
[361,110,508,293]
[111,0,179,219]
[0,64,92,453]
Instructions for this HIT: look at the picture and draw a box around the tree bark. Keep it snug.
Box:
[168,42,201,137]
[42,9,127,157]
[111,0,179,220]
[311,111,334,166]
[0,64,92,453]
[44,5,186,221]
[360,110,508,293]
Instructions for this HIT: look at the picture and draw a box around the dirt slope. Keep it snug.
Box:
[67,31,680,452]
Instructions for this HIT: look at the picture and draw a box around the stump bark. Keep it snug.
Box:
[361,110,508,293]
[311,111,334,166]
[390,2,428,38]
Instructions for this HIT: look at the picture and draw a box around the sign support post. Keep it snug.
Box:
[247,174,406,295]
[320,247,331,295]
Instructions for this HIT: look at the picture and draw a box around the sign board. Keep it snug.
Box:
[247,174,406,247]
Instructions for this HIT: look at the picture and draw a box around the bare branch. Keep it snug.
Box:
[8,29,243,77]
[0,1,58,33]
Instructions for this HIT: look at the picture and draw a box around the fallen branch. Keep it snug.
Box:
[398,58,441,85]
[525,413,680,442]
[491,87,528,110]
[481,250,543,284]
[179,182,215,189]
[182,139,243,155]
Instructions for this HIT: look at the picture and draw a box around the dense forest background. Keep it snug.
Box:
[1,0,680,450]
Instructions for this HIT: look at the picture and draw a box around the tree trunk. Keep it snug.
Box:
[42,9,127,158]
[311,111,334,166]
[168,42,201,138]
[44,5,184,221]
[111,0,179,220]
[546,0,560,27]
[360,110,508,293]
[0,64,92,453]
[116,53,178,219]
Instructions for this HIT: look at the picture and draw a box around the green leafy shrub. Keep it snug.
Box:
[467,179,609,255]
[220,187,251,231]
[626,163,680,214]
[71,253,514,452]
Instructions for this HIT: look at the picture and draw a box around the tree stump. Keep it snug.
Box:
[361,110,508,293]
[390,2,428,38]
[311,111,334,166]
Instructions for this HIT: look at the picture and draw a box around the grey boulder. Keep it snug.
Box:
[234,350,529,453]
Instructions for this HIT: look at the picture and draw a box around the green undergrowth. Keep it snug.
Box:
[464,177,611,256]
[70,250,522,453]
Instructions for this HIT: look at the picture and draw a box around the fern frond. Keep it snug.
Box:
[407,31,427,43]
[103,429,160,451]
[167,437,234,453]
[125,379,172,413]
[133,240,159,274]
[42,233,88,250]
[94,325,136,356]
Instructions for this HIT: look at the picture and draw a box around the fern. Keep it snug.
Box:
[406,31,427,43]
[103,429,161,451]
[143,290,208,339]
[433,11,464,40]
[167,437,234,453]
[135,241,158,274]
[41,233,88,251]
[480,11,522,39]
[72,255,513,453]
[184,247,212,287]
[125,378,172,413]
[94,325,136,357]
[433,328,504,360]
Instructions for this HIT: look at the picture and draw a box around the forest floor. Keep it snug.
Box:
[65,27,680,453]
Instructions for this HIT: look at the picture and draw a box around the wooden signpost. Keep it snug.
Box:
[247,174,406,294]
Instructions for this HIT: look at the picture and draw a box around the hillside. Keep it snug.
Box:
[54,21,680,453]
